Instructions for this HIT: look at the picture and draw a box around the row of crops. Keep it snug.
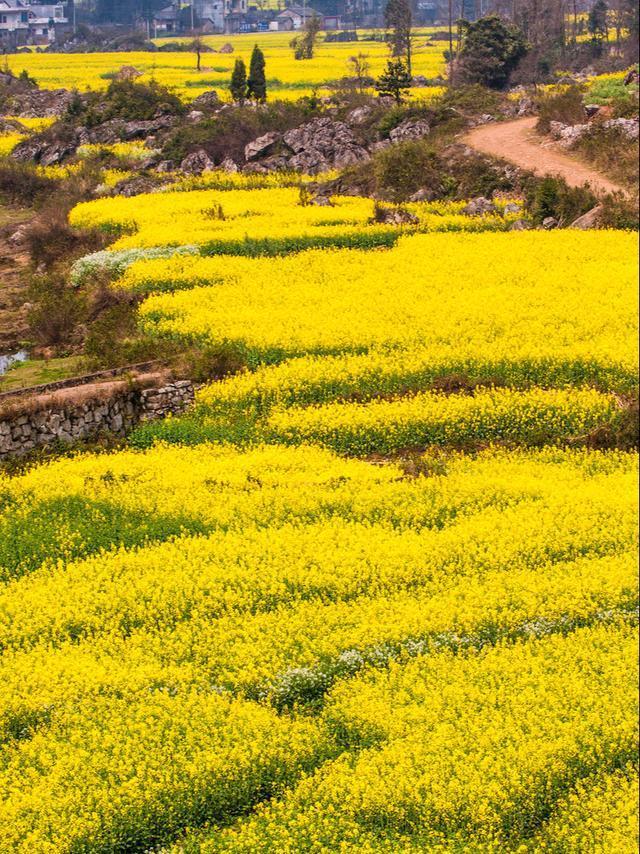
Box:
[2,175,638,851]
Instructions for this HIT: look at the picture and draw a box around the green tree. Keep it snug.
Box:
[230,58,248,104]
[247,44,267,102]
[375,58,412,104]
[588,0,609,41]
[291,14,323,60]
[455,15,528,90]
[384,0,413,74]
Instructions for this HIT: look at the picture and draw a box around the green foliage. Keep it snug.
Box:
[27,272,87,348]
[375,58,412,104]
[526,176,597,226]
[0,161,56,206]
[598,193,639,230]
[247,44,267,102]
[0,496,209,582]
[77,79,185,127]
[162,100,319,165]
[291,14,323,60]
[84,301,179,368]
[372,139,439,201]
[537,85,587,133]
[587,72,639,113]
[230,58,248,104]
[437,83,503,116]
[455,15,528,89]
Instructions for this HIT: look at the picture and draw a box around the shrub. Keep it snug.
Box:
[373,139,440,201]
[537,85,586,133]
[526,176,597,225]
[83,300,179,368]
[24,211,107,270]
[27,272,87,347]
[574,123,639,189]
[598,193,639,230]
[0,161,56,206]
[71,79,185,128]
[436,83,503,117]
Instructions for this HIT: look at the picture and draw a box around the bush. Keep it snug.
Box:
[83,300,179,369]
[525,176,597,226]
[373,139,441,201]
[27,272,87,347]
[69,79,185,128]
[574,123,639,189]
[598,193,639,230]
[537,86,586,133]
[24,211,107,270]
[0,161,56,206]
[436,83,503,116]
[377,103,434,138]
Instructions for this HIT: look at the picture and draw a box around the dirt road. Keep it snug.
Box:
[464,116,626,197]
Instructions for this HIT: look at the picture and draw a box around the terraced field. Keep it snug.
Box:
[1,175,637,851]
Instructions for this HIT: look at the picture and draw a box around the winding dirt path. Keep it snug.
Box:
[464,116,626,197]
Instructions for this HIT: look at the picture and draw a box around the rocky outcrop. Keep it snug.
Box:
[569,204,603,229]
[373,205,419,225]
[12,112,177,166]
[5,86,73,118]
[602,117,639,140]
[509,219,531,231]
[112,174,174,197]
[180,149,215,174]
[244,131,281,161]
[283,118,369,172]
[463,197,496,215]
[11,136,76,166]
[549,121,590,147]
[190,90,221,110]
[238,117,371,175]
[388,118,430,142]
[0,117,26,133]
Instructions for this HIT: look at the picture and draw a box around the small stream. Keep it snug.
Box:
[0,350,28,376]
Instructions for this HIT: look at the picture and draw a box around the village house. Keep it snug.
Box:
[275,4,319,30]
[0,0,66,46]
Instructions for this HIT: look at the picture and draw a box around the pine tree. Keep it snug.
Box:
[247,45,267,103]
[230,58,248,104]
[384,0,413,74]
[375,58,412,104]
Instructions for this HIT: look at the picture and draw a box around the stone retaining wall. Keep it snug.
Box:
[0,379,194,461]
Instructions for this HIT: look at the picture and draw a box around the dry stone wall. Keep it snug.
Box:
[0,379,193,461]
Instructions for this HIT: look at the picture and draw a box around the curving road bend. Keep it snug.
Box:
[464,116,627,197]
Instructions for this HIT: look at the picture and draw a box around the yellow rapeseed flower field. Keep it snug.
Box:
[1,90,637,848]
[133,231,636,368]
[5,31,447,101]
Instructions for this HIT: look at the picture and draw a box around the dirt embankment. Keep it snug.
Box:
[464,116,627,197]
[0,214,31,353]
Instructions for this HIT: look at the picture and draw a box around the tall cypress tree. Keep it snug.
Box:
[230,58,248,104]
[247,44,267,103]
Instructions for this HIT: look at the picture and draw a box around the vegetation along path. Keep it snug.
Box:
[464,116,627,197]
